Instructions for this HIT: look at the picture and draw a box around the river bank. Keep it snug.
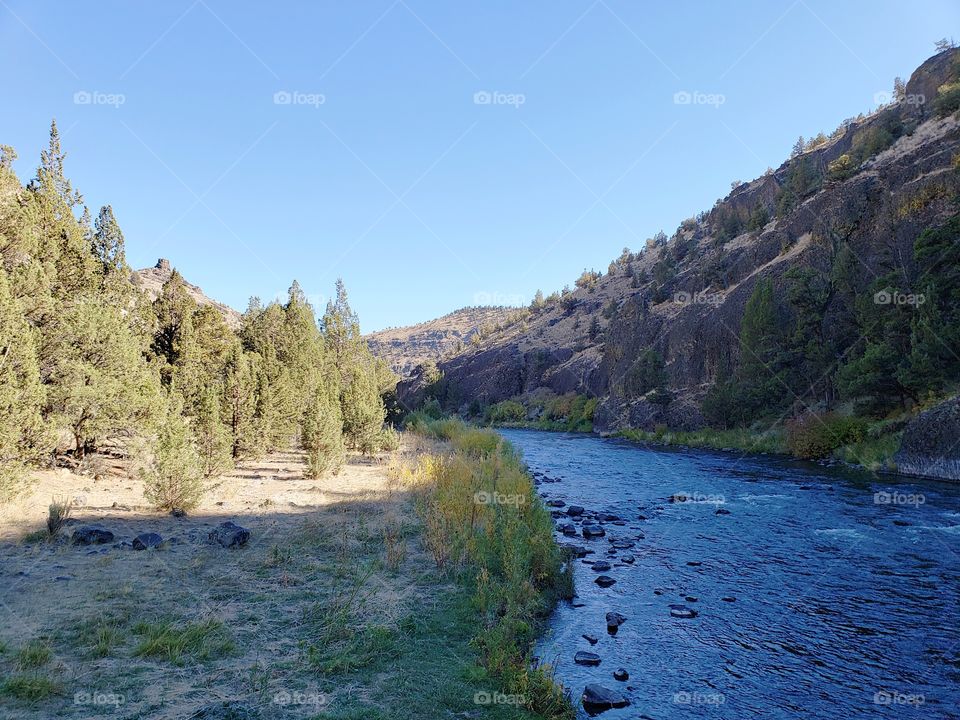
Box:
[0,435,572,720]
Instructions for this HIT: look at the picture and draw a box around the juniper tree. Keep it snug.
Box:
[302,388,344,477]
[142,392,205,512]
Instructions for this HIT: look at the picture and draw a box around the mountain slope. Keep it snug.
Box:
[400,49,960,441]
[134,258,242,329]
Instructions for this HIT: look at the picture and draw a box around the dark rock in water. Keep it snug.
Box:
[620,554,635,564]
[685,596,698,602]
[567,505,585,516]
[637,514,647,520]
[574,651,602,666]
[669,493,688,503]
[606,611,626,631]
[591,560,612,572]
[669,604,698,619]
[597,513,621,522]
[546,499,566,508]
[571,599,587,608]
[133,532,163,550]
[722,596,736,602]
[559,523,578,536]
[595,575,616,588]
[208,521,250,548]
[893,520,911,527]
[583,525,606,539]
[895,395,960,480]
[686,561,702,567]
[582,633,599,645]
[71,526,114,546]
[563,544,590,558]
[613,668,629,682]
[582,684,629,712]
[715,507,731,515]
[611,540,635,550]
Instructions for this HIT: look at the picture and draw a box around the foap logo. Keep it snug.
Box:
[74,690,125,707]
[873,91,925,107]
[673,290,723,306]
[673,90,725,108]
[873,490,925,507]
[874,690,924,706]
[673,691,725,705]
[672,491,726,506]
[475,490,526,507]
[873,289,925,306]
[73,90,125,108]
[474,690,526,705]
[273,690,329,708]
[473,90,525,108]
[273,90,325,108]
[473,291,526,306]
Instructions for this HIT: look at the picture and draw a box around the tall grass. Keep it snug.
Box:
[620,425,788,455]
[399,417,574,719]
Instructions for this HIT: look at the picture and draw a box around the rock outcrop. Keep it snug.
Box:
[895,396,960,480]
[134,259,242,329]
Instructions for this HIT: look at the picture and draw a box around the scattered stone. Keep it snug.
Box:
[620,554,635,564]
[594,575,616,588]
[715,508,731,515]
[637,514,647,520]
[567,505,585,516]
[606,611,626,632]
[208,521,250,548]
[597,513,621,522]
[722,596,736,602]
[685,596,698,603]
[559,523,578,536]
[574,651,602,666]
[613,668,629,682]
[686,561,702,567]
[133,532,163,550]
[669,604,698,619]
[571,599,587,608]
[893,520,911,527]
[582,634,599,645]
[546,499,566,508]
[71,526,114,546]
[591,561,612,572]
[611,540,635,550]
[583,526,606,539]
[582,684,629,712]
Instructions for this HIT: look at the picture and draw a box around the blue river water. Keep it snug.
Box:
[498,429,960,719]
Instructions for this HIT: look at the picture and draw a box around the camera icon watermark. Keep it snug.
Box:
[873,289,925,306]
[273,690,328,707]
[473,90,525,108]
[873,91,925,107]
[475,491,526,507]
[874,690,924,706]
[873,490,925,507]
[73,90,125,108]
[673,90,725,108]
[474,690,526,705]
[673,691,725,705]
[273,90,326,108]
[74,690,125,707]
[673,290,723,306]
[473,291,527,306]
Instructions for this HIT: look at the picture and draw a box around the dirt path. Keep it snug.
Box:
[0,440,450,719]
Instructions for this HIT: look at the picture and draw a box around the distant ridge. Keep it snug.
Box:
[134,258,243,330]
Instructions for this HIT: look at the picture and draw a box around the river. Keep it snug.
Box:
[498,429,960,719]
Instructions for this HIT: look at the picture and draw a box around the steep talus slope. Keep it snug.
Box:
[400,49,960,438]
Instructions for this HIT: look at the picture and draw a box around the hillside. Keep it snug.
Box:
[134,258,243,329]
[400,48,960,471]
[365,306,517,377]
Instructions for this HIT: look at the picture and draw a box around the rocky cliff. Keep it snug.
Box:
[134,259,243,329]
[399,49,960,443]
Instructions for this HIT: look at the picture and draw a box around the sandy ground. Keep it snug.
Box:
[0,440,439,719]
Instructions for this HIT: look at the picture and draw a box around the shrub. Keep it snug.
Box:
[486,400,526,424]
[786,413,868,459]
[302,391,345,478]
[142,395,205,512]
[46,496,73,537]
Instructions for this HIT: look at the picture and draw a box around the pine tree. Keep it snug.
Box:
[223,346,260,458]
[341,359,385,453]
[0,267,46,498]
[152,270,197,387]
[302,389,344,477]
[142,393,205,512]
[192,383,233,478]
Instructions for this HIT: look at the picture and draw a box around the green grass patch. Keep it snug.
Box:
[15,639,52,670]
[620,425,788,455]
[132,619,234,664]
[0,675,60,702]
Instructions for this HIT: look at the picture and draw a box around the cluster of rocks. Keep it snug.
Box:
[573,611,632,713]
[69,521,250,551]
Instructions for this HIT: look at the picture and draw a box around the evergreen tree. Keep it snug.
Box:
[223,345,260,458]
[192,383,233,478]
[0,268,46,497]
[302,389,344,477]
[341,358,385,453]
[142,393,205,512]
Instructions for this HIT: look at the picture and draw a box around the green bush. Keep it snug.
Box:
[486,400,526,424]
[786,413,868,459]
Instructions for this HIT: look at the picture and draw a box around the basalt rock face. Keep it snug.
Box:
[134,259,242,330]
[398,50,960,445]
[895,397,960,480]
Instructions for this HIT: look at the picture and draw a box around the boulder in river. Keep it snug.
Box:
[594,575,616,588]
[546,499,566,508]
[582,633,599,645]
[895,396,960,480]
[567,505,585,516]
[71,526,114,546]
[610,540,635,550]
[574,651,602,666]
[613,668,629,681]
[591,560,612,572]
[208,521,250,548]
[582,684,629,713]
[132,532,163,550]
[620,554,635,564]
[669,604,698,619]
[715,507,731,515]
[605,611,626,628]
[559,523,578,536]
[582,526,606,539]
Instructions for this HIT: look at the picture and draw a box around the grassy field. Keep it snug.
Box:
[0,436,573,719]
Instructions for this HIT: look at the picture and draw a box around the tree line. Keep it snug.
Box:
[0,121,396,507]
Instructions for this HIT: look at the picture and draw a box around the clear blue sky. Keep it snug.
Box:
[1,1,956,331]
